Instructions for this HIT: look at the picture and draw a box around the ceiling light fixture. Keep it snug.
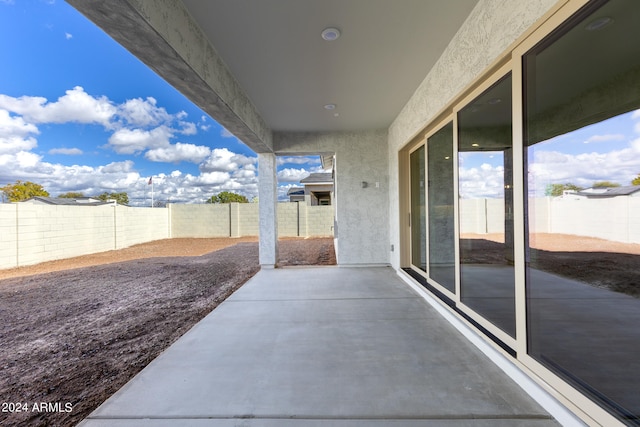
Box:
[585,16,613,31]
[321,27,341,41]
[324,104,336,110]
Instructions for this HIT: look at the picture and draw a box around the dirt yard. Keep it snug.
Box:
[0,237,335,427]
[462,233,640,297]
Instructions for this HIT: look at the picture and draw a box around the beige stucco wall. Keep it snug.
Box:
[387,0,560,269]
[274,129,389,265]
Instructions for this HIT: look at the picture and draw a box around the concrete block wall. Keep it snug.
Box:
[169,203,333,239]
[238,203,259,236]
[14,204,115,267]
[307,205,334,236]
[169,204,230,237]
[115,206,169,249]
[277,203,299,237]
[0,204,18,269]
[461,197,640,245]
[0,202,335,270]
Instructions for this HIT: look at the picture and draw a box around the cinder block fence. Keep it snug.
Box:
[0,202,334,270]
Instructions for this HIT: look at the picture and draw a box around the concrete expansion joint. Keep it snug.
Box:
[86,413,555,421]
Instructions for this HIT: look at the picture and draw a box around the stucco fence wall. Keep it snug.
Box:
[461,197,640,244]
[0,202,334,269]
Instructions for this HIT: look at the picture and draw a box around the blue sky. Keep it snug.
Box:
[459,110,640,198]
[0,0,324,205]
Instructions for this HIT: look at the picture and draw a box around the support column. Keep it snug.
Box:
[258,153,278,267]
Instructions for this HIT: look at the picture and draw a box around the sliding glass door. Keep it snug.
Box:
[410,146,426,272]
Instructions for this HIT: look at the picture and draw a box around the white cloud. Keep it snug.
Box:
[65,32,72,40]
[0,144,264,206]
[48,147,83,155]
[583,134,625,143]
[277,156,321,166]
[0,86,116,126]
[116,97,171,128]
[529,144,640,195]
[101,160,135,174]
[277,168,310,183]
[107,126,172,154]
[0,109,39,154]
[459,163,505,199]
[145,142,211,164]
[199,148,256,173]
[197,171,231,186]
[220,127,235,138]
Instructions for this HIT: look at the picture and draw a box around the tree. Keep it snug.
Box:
[544,183,583,197]
[206,191,248,204]
[59,192,85,198]
[593,181,620,188]
[1,180,49,202]
[632,175,640,186]
[97,191,129,205]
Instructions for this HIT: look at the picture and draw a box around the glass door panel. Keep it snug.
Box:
[410,146,426,272]
[427,122,456,293]
[458,74,515,338]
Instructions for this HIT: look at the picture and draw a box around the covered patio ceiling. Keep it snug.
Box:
[67,0,479,151]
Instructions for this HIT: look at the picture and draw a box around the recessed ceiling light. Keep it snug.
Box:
[321,27,341,41]
[585,16,613,31]
[324,104,336,110]
[472,143,480,147]
[487,97,502,105]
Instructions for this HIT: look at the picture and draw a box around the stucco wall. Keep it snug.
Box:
[274,130,390,265]
[387,0,560,269]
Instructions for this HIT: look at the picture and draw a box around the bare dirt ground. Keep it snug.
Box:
[0,237,335,427]
[462,233,640,297]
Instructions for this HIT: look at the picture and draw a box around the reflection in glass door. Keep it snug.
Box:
[427,122,456,293]
[410,146,426,272]
[458,74,515,338]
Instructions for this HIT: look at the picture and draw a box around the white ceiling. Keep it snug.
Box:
[182,0,479,132]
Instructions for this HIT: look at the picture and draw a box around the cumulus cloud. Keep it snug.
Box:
[0,87,206,163]
[116,97,171,128]
[145,142,211,164]
[0,109,39,154]
[199,148,256,173]
[583,134,625,143]
[277,156,321,166]
[458,156,505,199]
[277,168,310,183]
[107,126,172,154]
[101,160,135,174]
[49,147,83,155]
[0,86,116,126]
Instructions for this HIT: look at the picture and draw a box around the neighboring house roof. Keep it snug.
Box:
[287,187,304,196]
[20,196,115,206]
[300,173,333,185]
[576,185,640,198]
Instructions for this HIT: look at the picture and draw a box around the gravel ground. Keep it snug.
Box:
[0,237,335,427]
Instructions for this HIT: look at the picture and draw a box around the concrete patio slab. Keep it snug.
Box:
[78,267,560,426]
